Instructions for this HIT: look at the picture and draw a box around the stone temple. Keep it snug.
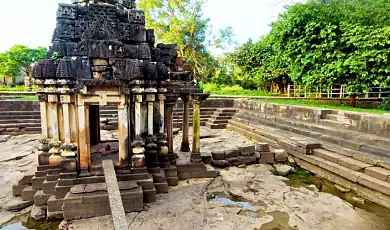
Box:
[28,0,214,220]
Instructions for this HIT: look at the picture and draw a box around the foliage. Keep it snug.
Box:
[379,98,390,111]
[228,0,390,98]
[0,45,47,79]
[199,82,273,96]
[138,0,234,82]
[257,98,388,114]
[0,85,36,92]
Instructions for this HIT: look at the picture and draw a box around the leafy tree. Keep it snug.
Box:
[0,45,47,79]
[138,0,234,82]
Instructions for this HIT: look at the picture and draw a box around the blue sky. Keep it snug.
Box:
[0,0,296,52]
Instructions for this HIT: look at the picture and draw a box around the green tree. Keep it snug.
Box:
[138,0,234,82]
[0,45,47,79]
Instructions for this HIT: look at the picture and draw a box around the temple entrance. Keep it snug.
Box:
[90,104,120,167]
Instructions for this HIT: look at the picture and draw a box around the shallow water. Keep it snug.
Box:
[1,212,62,230]
[286,167,390,222]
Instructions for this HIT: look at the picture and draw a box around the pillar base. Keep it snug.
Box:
[145,135,159,169]
[131,139,146,168]
[180,143,190,153]
[190,153,202,164]
[79,169,91,178]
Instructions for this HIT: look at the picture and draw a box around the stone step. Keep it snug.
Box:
[22,186,36,202]
[216,108,238,113]
[0,119,41,124]
[230,113,390,170]
[100,110,118,115]
[209,119,229,125]
[325,114,344,122]
[173,115,212,120]
[0,123,41,128]
[206,122,227,130]
[319,119,352,129]
[0,115,41,120]
[173,108,218,113]
[237,110,390,154]
[173,121,207,129]
[0,111,40,116]
[211,115,233,120]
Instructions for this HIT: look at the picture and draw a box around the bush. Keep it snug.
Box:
[199,83,273,96]
[379,98,390,111]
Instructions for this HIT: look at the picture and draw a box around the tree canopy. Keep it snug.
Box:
[228,0,390,99]
[0,45,47,78]
[138,0,234,82]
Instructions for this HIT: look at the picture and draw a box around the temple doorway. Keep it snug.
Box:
[90,104,120,167]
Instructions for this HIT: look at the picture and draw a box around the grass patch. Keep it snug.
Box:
[199,83,275,97]
[258,98,388,114]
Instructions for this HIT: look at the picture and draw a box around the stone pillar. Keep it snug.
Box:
[38,139,51,166]
[61,95,72,144]
[191,93,210,163]
[157,92,170,168]
[131,92,146,168]
[48,94,60,141]
[180,93,191,152]
[38,95,48,139]
[77,102,91,175]
[49,141,62,168]
[165,93,179,165]
[118,95,129,167]
[145,89,159,168]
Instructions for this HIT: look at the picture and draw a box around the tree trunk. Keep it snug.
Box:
[349,94,357,108]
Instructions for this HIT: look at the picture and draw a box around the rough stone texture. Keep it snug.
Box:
[256,143,270,152]
[364,167,390,181]
[238,156,257,165]
[274,149,288,162]
[274,164,292,176]
[212,160,231,168]
[71,165,390,230]
[239,145,256,156]
[358,174,390,196]
[224,149,240,158]
[259,151,275,164]
[211,151,225,160]
[201,152,212,164]
[31,205,46,220]
[3,199,33,211]
[338,157,371,172]
[0,135,11,143]
[102,160,128,229]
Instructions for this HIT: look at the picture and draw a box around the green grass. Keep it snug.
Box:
[0,85,36,92]
[257,98,389,114]
[200,83,275,97]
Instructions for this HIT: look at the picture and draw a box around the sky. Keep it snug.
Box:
[0,0,296,53]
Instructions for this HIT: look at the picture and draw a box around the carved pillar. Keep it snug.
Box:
[180,93,191,152]
[118,95,129,167]
[157,91,170,168]
[131,91,146,168]
[60,94,77,172]
[48,94,60,141]
[165,93,179,165]
[38,94,48,139]
[145,89,158,168]
[77,101,91,176]
[191,93,210,163]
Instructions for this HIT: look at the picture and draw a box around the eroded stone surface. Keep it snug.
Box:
[70,165,390,230]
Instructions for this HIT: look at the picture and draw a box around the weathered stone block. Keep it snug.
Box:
[240,145,256,156]
[154,182,169,194]
[18,174,34,185]
[259,151,275,164]
[166,177,179,186]
[224,148,239,158]
[227,157,241,166]
[364,167,390,181]
[55,185,72,199]
[212,160,231,168]
[201,152,212,164]
[178,172,191,180]
[274,149,288,163]
[313,149,341,163]
[358,174,390,196]
[338,158,371,172]
[143,188,157,203]
[22,187,36,201]
[47,196,64,212]
[42,180,57,194]
[212,150,225,160]
[34,190,52,206]
[31,205,46,221]
[191,171,203,178]
[4,199,33,211]
[13,184,29,196]
[238,156,257,165]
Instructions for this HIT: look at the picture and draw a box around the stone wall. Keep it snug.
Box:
[174,99,234,109]
[0,100,40,111]
[233,99,390,137]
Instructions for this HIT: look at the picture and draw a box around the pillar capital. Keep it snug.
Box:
[48,94,59,103]
[180,93,191,101]
[60,95,72,104]
[37,94,48,102]
[191,93,210,104]
[165,93,179,107]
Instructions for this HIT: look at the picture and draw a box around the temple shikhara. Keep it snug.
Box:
[28,0,214,220]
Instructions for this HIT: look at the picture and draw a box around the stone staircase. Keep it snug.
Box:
[0,111,41,135]
[227,109,390,208]
[206,108,238,129]
[173,107,217,128]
